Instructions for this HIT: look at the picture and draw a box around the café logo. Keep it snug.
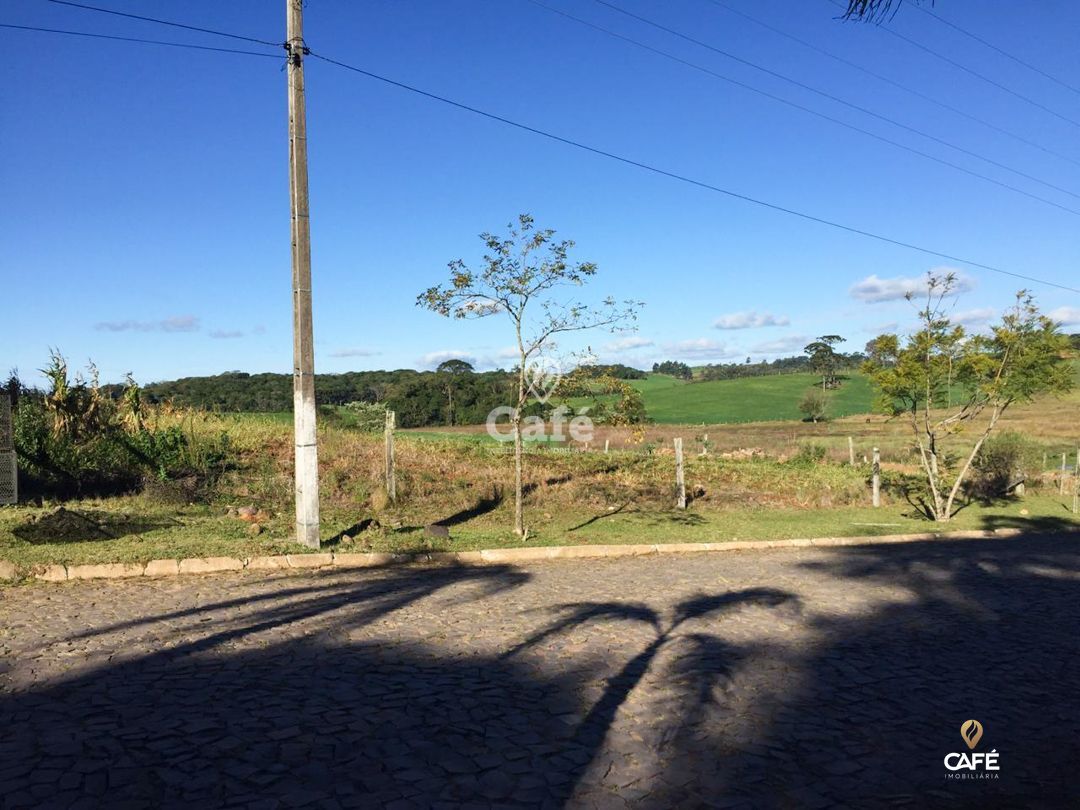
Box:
[944,719,999,780]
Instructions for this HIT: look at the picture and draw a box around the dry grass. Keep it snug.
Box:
[417,386,1080,471]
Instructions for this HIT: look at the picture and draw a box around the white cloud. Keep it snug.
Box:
[865,321,899,334]
[660,338,739,361]
[1049,306,1080,326]
[209,329,244,340]
[750,335,810,354]
[420,350,476,369]
[95,315,200,333]
[603,336,654,353]
[850,269,974,303]
[329,347,381,358]
[952,307,995,326]
[713,311,790,330]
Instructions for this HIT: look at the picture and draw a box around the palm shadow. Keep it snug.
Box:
[501,587,800,805]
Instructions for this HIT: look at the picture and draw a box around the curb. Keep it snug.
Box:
[2,525,1074,583]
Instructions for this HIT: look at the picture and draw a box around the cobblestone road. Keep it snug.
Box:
[2,534,1079,809]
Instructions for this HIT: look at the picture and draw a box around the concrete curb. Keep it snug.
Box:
[2,525,1073,583]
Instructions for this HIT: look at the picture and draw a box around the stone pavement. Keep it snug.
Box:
[2,534,1078,808]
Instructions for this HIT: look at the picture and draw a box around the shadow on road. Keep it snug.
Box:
[2,533,1079,807]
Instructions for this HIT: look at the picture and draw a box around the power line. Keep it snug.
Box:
[0,22,283,59]
[45,0,282,49]
[16,3,1080,294]
[915,5,1080,97]
[306,50,1080,296]
[825,0,1080,129]
[702,0,1080,169]
[589,0,1080,203]
[524,1,1080,217]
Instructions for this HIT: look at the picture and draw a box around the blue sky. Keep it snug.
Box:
[5,0,1080,386]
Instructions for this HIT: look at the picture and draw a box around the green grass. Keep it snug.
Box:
[0,497,312,570]
[2,492,1076,574]
[630,373,874,424]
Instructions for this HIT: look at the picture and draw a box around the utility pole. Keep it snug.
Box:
[287,0,320,548]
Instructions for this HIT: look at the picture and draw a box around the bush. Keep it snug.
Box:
[791,443,827,465]
[12,355,234,501]
[798,389,828,423]
[336,401,389,432]
[969,431,1042,499]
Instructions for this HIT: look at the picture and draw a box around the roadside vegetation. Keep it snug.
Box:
[2,296,1077,571]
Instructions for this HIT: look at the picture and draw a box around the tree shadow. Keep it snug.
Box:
[0,569,797,808]
[5,533,1080,806]
[640,510,707,526]
[567,500,633,532]
[324,517,379,546]
[10,507,178,544]
[977,513,1080,534]
[433,484,504,527]
[657,534,1080,808]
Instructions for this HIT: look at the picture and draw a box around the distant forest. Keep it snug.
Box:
[90,336,1078,428]
[111,363,645,428]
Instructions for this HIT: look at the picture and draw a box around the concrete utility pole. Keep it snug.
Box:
[287,0,320,548]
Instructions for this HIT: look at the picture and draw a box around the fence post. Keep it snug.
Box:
[1074,447,1079,514]
[1062,452,1068,496]
[872,447,881,508]
[385,409,396,503]
[674,437,686,509]
[848,436,855,466]
[604,438,610,454]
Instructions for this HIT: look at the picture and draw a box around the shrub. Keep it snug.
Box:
[970,431,1042,499]
[336,402,388,432]
[12,355,234,502]
[791,443,827,465]
[798,389,828,423]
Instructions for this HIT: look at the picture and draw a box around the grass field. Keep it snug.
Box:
[628,372,874,424]
[2,363,1077,574]
[2,494,1075,572]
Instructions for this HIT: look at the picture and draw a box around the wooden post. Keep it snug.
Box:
[872,447,881,508]
[385,409,396,503]
[1071,447,1080,516]
[848,436,855,466]
[674,437,686,509]
[1071,451,1080,514]
[287,0,319,548]
[604,438,610,454]
[1061,452,1068,496]
[701,433,709,456]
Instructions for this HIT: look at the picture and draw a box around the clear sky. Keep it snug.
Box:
[5,0,1080,386]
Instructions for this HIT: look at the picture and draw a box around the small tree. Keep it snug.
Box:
[804,335,845,391]
[418,214,640,536]
[798,388,828,423]
[863,273,1073,522]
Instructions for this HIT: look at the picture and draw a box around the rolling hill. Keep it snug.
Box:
[628,372,875,424]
